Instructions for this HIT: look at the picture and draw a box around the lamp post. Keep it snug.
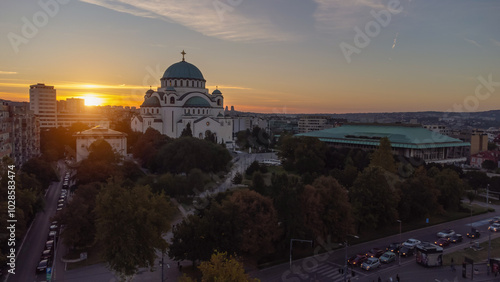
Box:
[470,203,473,244]
[397,220,402,266]
[488,230,492,276]
[344,235,359,282]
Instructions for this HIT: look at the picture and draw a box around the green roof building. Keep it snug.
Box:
[297,123,470,164]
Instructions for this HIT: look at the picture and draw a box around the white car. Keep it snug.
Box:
[403,238,421,248]
[489,223,500,232]
[436,229,455,238]
[361,257,380,271]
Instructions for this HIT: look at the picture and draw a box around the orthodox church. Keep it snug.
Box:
[131,51,233,147]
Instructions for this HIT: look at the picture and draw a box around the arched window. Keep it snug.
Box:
[174,80,177,87]
[170,97,175,104]
[181,80,184,87]
[198,109,200,114]
[199,133,203,139]
[217,99,221,106]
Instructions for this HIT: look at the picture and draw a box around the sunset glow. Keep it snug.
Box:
[82,94,104,106]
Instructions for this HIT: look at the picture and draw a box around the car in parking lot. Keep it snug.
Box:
[386,242,401,253]
[403,239,421,248]
[379,251,396,263]
[36,259,49,273]
[399,246,414,257]
[434,238,451,247]
[361,257,381,270]
[467,228,481,238]
[41,249,52,260]
[348,254,368,266]
[366,248,384,258]
[449,234,463,243]
[436,229,455,238]
[50,224,58,231]
[489,223,500,232]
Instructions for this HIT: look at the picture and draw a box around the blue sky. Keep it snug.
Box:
[0,0,499,113]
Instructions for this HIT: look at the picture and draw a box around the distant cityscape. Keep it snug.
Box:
[1,80,499,169]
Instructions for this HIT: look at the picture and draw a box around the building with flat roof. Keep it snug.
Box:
[29,83,57,128]
[297,123,470,164]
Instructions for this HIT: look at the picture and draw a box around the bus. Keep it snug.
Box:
[415,242,443,267]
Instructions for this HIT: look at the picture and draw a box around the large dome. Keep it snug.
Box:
[162,61,205,80]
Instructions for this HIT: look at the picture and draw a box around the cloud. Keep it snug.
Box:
[491,38,500,47]
[464,37,481,48]
[79,0,294,42]
[313,0,387,31]
[0,71,18,75]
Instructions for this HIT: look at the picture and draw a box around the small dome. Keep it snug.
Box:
[141,96,161,107]
[163,61,205,80]
[212,89,222,95]
[183,96,211,107]
[146,89,154,95]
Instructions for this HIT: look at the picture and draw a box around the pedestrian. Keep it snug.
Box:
[451,257,455,271]
[396,274,400,282]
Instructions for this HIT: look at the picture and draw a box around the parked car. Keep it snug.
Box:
[41,249,52,260]
[449,234,463,243]
[379,252,397,263]
[48,231,57,238]
[403,239,421,248]
[399,246,414,257]
[49,224,58,231]
[366,248,384,258]
[386,242,401,253]
[489,223,500,232]
[435,238,451,247]
[361,257,381,270]
[467,228,481,238]
[348,254,368,266]
[45,240,54,249]
[436,229,455,238]
[36,259,49,273]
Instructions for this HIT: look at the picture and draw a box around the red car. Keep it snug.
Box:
[435,238,450,247]
[348,254,368,266]
[366,248,384,258]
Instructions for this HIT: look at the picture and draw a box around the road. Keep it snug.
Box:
[251,209,500,282]
[7,160,67,282]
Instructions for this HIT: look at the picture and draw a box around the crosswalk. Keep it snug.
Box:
[311,262,364,282]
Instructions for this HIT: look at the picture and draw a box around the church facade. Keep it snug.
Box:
[131,52,233,147]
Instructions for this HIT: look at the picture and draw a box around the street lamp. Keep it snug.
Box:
[344,235,359,282]
[397,220,402,266]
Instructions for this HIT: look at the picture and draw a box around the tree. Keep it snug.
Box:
[300,176,354,241]
[245,161,261,176]
[95,180,174,279]
[53,183,99,249]
[169,200,242,265]
[88,139,117,163]
[21,158,58,188]
[397,167,442,222]
[228,190,281,254]
[181,123,193,137]
[232,172,243,185]
[204,130,216,143]
[251,172,266,195]
[466,191,476,204]
[370,137,396,173]
[198,251,260,282]
[483,160,498,171]
[350,166,400,231]
[132,128,171,167]
[464,171,489,190]
[433,168,466,211]
[278,136,327,174]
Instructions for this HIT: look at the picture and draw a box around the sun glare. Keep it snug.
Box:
[83,94,104,106]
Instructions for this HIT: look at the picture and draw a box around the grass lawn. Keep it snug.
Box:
[443,236,500,265]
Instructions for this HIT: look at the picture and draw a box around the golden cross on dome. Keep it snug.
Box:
[181,50,186,61]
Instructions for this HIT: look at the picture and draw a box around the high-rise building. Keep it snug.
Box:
[29,83,57,128]
[0,102,40,166]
